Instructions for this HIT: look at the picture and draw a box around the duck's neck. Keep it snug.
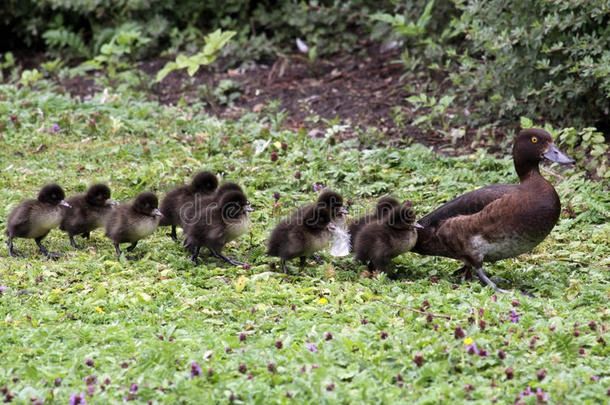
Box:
[514,156,542,183]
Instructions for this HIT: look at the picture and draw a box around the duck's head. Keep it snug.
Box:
[220,190,254,220]
[192,171,218,194]
[216,182,243,197]
[387,200,423,230]
[134,192,162,217]
[86,183,115,207]
[38,183,70,207]
[303,206,332,231]
[317,190,348,219]
[513,129,574,178]
[375,196,400,217]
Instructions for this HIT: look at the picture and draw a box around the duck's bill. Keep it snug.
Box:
[338,207,349,215]
[245,205,255,212]
[105,198,117,206]
[153,208,163,217]
[60,200,72,208]
[543,144,575,164]
[413,221,424,229]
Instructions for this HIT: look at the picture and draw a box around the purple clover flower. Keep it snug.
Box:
[466,343,488,357]
[130,383,138,393]
[87,385,95,396]
[313,183,328,192]
[0,286,6,293]
[307,344,318,352]
[509,311,521,323]
[190,362,201,378]
[69,393,87,405]
[51,124,60,132]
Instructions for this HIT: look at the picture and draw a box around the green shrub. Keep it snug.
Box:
[450,0,610,128]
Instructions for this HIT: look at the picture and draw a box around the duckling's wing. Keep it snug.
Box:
[419,184,518,228]
[7,201,35,236]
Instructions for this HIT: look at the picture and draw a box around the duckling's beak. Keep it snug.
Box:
[413,221,424,229]
[153,208,163,217]
[328,222,337,231]
[543,144,574,164]
[338,207,349,215]
[245,205,255,212]
[105,198,117,206]
[60,200,71,208]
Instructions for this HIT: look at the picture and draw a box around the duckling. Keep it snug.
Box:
[105,192,163,259]
[413,129,574,293]
[159,171,218,240]
[60,183,116,249]
[6,183,71,258]
[267,205,334,273]
[348,195,400,250]
[183,189,253,266]
[354,201,422,273]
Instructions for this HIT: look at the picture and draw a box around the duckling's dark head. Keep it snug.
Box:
[317,190,348,218]
[134,192,163,217]
[375,196,400,217]
[513,129,574,178]
[38,183,69,207]
[220,190,254,219]
[192,171,218,194]
[303,206,331,230]
[86,184,114,207]
[387,201,419,230]
[216,182,243,197]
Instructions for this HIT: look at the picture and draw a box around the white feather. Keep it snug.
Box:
[330,223,351,257]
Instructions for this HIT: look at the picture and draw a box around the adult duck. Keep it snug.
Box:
[413,129,574,293]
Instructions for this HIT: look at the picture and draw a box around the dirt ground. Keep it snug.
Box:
[57,42,496,153]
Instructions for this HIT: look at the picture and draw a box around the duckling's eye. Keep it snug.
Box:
[531,136,538,143]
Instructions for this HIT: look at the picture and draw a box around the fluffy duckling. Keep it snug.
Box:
[354,201,422,273]
[159,171,218,240]
[6,183,71,258]
[267,205,334,273]
[183,189,253,266]
[60,183,116,249]
[348,195,400,250]
[105,192,163,259]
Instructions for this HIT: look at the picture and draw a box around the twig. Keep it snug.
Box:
[537,257,610,271]
[541,166,565,180]
[373,299,453,320]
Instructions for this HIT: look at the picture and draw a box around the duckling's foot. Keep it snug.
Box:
[299,256,307,267]
[519,289,536,298]
[190,247,201,265]
[126,242,138,252]
[36,239,62,259]
[7,239,23,257]
[125,255,139,261]
[311,254,324,264]
[281,259,289,274]
[167,226,178,241]
[210,249,246,267]
[453,265,473,281]
[475,268,511,294]
[69,236,84,250]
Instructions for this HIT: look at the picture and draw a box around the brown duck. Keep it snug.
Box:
[413,129,574,293]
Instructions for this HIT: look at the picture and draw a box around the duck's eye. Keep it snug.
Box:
[531,136,538,143]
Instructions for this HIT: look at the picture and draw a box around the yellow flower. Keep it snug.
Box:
[464,337,473,345]
[317,297,328,305]
[95,307,105,314]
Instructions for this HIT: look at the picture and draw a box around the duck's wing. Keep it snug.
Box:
[418,184,519,228]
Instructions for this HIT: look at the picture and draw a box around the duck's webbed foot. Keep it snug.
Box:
[475,267,510,294]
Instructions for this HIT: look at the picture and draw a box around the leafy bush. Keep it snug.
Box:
[376,0,610,129]
[450,0,610,128]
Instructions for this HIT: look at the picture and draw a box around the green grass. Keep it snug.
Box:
[0,81,609,404]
